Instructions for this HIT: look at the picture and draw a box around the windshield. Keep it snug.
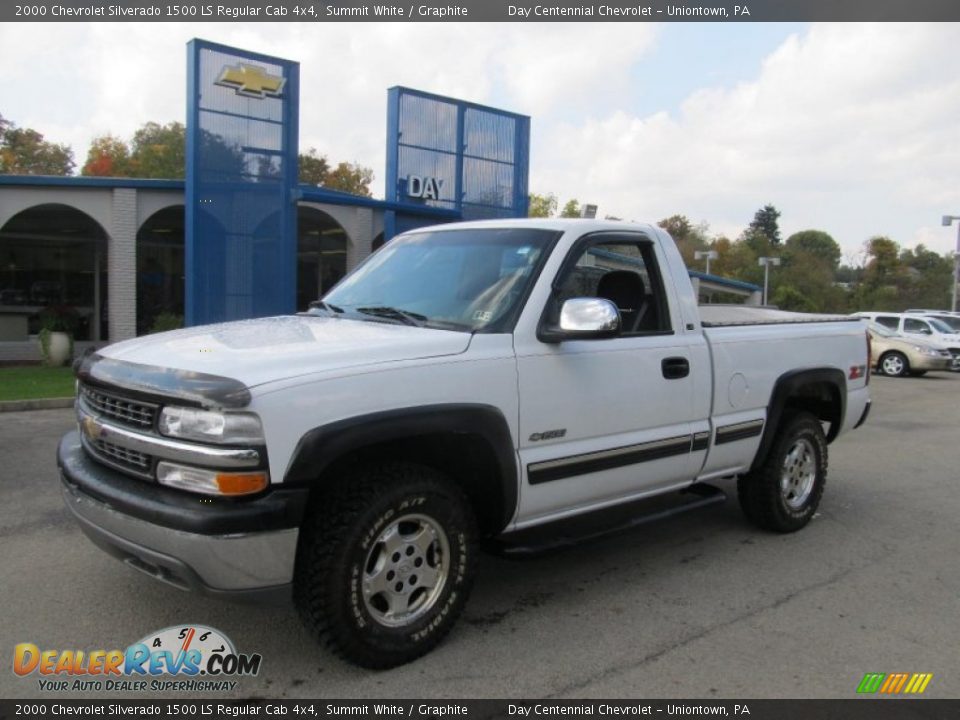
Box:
[317,227,559,332]
[868,322,896,338]
[927,317,955,334]
[933,316,960,332]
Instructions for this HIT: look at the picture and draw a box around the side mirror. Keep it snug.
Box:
[540,298,621,343]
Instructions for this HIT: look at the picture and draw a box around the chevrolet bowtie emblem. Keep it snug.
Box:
[215,63,285,99]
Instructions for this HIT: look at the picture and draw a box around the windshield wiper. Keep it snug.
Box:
[356,306,427,327]
[308,300,344,315]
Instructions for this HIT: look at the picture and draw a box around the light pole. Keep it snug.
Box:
[942,215,960,312]
[694,250,719,275]
[758,256,781,305]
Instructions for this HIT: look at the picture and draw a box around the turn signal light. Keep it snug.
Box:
[215,472,270,496]
[156,462,269,496]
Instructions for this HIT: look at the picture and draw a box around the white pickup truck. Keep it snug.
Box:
[58,219,871,668]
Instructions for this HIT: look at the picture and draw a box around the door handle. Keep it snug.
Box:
[662,357,690,379]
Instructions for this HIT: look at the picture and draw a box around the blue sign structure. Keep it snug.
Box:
[384,87,530,240]
[186,40,300,326]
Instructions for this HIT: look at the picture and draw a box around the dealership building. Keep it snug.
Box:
[0,39,758,362]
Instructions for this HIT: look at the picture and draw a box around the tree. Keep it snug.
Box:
[0,114,74,175]
[560,199,581,218]
[130,121,186,178]
[81,135,132,177]
[746,204,782,248]
[659,214,709,266]
[324,161,373,196]
[298,148,330,186]
[528,192,558,218]
[899,244,953,310]
[785,230,841,270]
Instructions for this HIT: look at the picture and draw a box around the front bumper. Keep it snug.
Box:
[911,356,954,372]
[58,431,308,603]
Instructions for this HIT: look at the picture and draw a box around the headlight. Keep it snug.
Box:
[157,461,268,496]
[913,346,940,357]
[158,406,264,444]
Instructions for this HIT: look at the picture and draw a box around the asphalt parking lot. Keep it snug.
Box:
[1,373,958,700]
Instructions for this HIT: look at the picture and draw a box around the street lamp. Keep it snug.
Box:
[941,215,960,312]
[694,250,719,275]
[758,256,781,305]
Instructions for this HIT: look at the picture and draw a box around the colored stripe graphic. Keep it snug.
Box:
[857,672,933,694]
[857,673,886,693]
[904,674,934,694]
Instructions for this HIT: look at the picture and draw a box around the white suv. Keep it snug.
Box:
[853,312,960,369]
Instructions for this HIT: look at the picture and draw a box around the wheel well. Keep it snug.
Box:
[305,433,508,537]
[751,369,846,472]
[782,381,842,439]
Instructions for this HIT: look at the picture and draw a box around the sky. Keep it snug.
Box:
[1,21,959,263]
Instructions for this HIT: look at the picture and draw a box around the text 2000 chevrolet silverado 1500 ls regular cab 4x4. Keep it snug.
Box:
[58,219,871,668]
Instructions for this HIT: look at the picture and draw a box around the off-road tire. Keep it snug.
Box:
[294,461,477,669]
[737,411,827,533]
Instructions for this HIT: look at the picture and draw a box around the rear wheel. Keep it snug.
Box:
[294,462,477,668]
[738,411,827,533]
[880,351,909,377]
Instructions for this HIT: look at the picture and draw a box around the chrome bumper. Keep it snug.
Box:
[61,478,297,602]
[58,431,304,604]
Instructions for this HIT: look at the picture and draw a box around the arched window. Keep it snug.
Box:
[0,203,107,341]
[137,206,184,335]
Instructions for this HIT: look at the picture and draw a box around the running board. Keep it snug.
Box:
[490,484,727,557]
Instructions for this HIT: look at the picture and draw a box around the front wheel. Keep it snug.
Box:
[880,351,909,377]
[294,462,477,668]
[738,411,827,533]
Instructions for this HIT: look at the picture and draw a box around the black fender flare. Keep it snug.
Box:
[283,404,519,531]
[751,368,846,472]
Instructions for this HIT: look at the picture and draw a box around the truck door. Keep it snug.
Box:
[513,232,703,527]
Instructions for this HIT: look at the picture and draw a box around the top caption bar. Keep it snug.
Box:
[5,0,960,22]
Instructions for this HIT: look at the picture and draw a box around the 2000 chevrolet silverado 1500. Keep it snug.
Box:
[58,219,871,667]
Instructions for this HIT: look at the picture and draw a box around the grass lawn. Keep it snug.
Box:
[0,365,75,402]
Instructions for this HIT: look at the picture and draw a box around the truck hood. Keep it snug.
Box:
[99,315,472,391]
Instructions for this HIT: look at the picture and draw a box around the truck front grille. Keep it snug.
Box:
[81,435,155,480]
[80,384,157,430]
[93,439,152,471]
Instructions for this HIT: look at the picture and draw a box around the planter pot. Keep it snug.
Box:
[42,331,73,367]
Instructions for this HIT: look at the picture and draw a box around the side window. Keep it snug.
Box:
[904,318,931,334]
[554,239,671,334]
[875,316,899,330]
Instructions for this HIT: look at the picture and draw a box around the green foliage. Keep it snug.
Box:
[299,148,331,185]
[785,230,841,270]
[659,214,710,266]
[528,192,558,218]
[771,285,818,312]
[0,114,74,175]
[748,204,782,245]
[38,305,79,334]
[559,199,581,218]
[149,312,184,334]
[295,149,373,196]
[130,122,187,178]
[325,161,374,196]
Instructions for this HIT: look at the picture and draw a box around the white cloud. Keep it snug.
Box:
[532,23,960,258]
[0,22,957,259]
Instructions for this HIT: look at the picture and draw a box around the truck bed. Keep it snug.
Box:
[699,305,862,328]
